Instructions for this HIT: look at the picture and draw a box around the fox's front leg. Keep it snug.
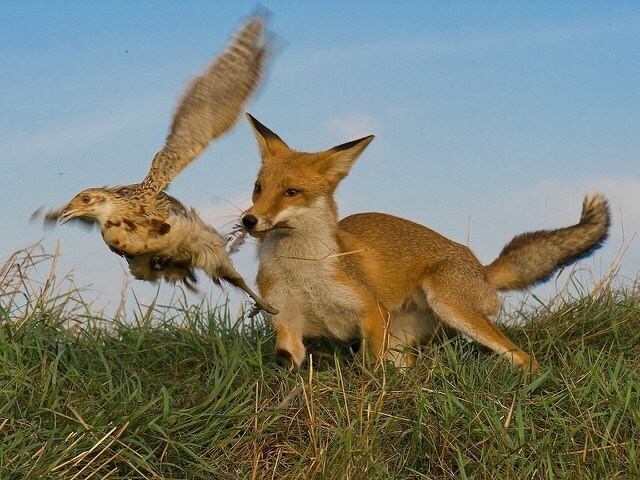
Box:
[258,274,307,367]
[272,321,306,368]
[360,302,390,365]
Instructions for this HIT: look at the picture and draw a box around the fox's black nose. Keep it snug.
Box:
[242,214,258,230]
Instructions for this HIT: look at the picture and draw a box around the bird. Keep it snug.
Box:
[35,15,278,316]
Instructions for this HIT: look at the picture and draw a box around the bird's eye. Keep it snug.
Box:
[284,188,299,197]
[82,195,91,204]
[253,183,262,194]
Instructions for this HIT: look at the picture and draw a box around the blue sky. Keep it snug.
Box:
[2,2,639,316]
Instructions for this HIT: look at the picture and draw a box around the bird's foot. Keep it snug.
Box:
[247,301,279,318]
[151,256,170,270]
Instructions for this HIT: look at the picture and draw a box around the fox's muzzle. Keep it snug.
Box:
[241,214,258,231]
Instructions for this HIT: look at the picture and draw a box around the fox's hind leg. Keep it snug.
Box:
[421,264,537,373]
[386,310,421,366]
[387,306,456,367]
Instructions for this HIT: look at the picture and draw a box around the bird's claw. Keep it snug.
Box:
[151,256,169,270]
[247,302,279,318]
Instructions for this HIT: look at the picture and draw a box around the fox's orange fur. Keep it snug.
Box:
[241,114,611,372]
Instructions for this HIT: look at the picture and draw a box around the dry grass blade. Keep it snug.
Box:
[69,422,129,480]
[503,395,516,431]
[0,241,54,297]
[51,425,120,473]
[67,404,92,431]
[275,385,304,409]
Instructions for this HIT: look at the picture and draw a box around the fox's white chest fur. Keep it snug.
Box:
[258,210,363,341]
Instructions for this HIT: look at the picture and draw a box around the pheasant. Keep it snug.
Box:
[37,16,278,315]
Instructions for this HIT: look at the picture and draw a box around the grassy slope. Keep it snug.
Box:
[1,250,639,479]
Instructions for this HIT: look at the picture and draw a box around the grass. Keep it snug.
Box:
[1,245,639,479]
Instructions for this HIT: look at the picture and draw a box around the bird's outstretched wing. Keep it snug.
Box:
[141,15,269,194]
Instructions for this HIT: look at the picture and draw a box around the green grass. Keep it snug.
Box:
[1,246,639,479]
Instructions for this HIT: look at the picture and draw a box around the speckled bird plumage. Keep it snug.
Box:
[36,16,277,315]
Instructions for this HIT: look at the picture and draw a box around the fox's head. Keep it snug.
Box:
[241,114,374,236]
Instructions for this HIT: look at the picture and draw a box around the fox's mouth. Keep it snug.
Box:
[245,222,293,237]
[242,213,294,236]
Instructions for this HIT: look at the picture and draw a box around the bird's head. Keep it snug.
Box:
[57,188,117,225]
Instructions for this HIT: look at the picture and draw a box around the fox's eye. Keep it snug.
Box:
[284,188,299,197]
[253,183,262,194]
[82,195,91,204]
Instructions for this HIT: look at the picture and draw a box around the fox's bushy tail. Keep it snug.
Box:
[485,193,611,291]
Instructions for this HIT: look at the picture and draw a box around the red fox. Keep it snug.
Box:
[241,114,611,372]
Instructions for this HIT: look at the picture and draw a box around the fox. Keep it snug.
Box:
[240,113,611,372]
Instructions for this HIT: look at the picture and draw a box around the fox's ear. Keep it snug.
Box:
[246,113,289,160]
[320,135,375,182]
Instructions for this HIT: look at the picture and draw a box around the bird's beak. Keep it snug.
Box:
[33,202,95,229]
[57,205,97,228]
[58,205,76,225]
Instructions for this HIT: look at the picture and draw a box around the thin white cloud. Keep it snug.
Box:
[505,177,640,237]
[328,114,380,141]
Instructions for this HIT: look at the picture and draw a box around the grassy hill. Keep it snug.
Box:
[1,246,639,479]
